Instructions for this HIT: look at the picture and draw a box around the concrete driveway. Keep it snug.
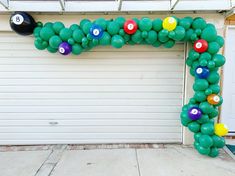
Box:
[0,144,234,176]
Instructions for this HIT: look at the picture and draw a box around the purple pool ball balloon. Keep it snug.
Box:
[188,107,202,120]
[58,42,72,55]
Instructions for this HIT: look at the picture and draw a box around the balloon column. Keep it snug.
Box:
[10,12,228,157]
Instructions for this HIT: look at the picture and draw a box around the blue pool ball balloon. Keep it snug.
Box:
[195,66,210,79]
[89,24,104,39]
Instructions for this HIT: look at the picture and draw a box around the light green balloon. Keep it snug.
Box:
[207,71,220,84]
[212,135,225,148]
[199,102,214,115]
[192,17,207,30]
[172,26,185,41]
[209,147,219,157]
[213,54,225,67]
[201,26,217,42]
[44,22,53,28]
[209,84,220,94]
[158,29,169,43]
[40,27,55,41]
[131,30,143,44]
[107,21,120,35]
[69,24,80,31]
[82,22,92,34]
[52,22,65,34]
[179,17,192,30]
[152,41,162,48]
[193,79,209,91]
[99,32,111,46]
[199,134,213,148]
[194,91,206,102]
[183,29,194,41]
[197,145,210,155]
[72,29,84,43]
[188,121,201,133]
[139,17,152,31]
[94,18,107,30]
[111,35,125,48]
[80,19,91,28]
[152,18,162,32]
[47,46,57,53]
[163,40,175,48]
[49,35,62,49]
[34,40,47,50]
[208,42,220,54]
[215,36,224,47]
[33,27,42,37]
[72,44,83,55]
[59,28,72,41]
[114,17,126,28]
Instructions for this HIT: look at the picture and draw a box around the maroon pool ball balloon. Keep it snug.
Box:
[58,42,72,55]
[188,107,202,120]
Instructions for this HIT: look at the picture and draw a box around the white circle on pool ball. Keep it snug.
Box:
[168,17,175,24]
[59,47,65,53]
[93,29,100,36]
[213,96,220,102]
[196,68,203,74]
[196,42,202,49]
[191,109,198,115]
[12,14,24,25]
[127,23,134,30]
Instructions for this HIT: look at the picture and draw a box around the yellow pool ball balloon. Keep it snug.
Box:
[163,17,177,31]
[214,123,228,137]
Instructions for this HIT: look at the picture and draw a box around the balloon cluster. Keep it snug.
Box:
[10,12,228,157]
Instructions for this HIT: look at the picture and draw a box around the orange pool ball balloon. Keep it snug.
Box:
[207,94,220,105]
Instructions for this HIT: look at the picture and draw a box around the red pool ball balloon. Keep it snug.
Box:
[124,20,138,34]
[193,39,208,53]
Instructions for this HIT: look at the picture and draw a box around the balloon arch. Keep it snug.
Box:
[10,12,229,157]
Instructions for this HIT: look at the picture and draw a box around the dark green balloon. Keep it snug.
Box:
[82,22,92,34]
[158,29,169,43]
[201,122,214,135]
[163,40,175,48]
[141,31,148,39]
[73,29,84,43]
[33,27,42,37]
[188,49,200,60]
[131,30,143,44]
[209,84,220,94]
[59,28,72,41]
[34,40,47,50]
[94,18,107,30]
[207,60,216,69]
[212,135,225,148]
[193,79,209,91]
[208,42,220,54]
[179,18,192,30]
[47,46,57,53]
[197,145,210,155]
[111,35,124,48]
[195,29,202,36]
[107,21,120,35]
[99,32,111,46]
[209,147,219,157]
[201,26,217,42]
[152,41,161,48]
[205,88,213,96]
[192,17,207,30]
[114,17,126,28]
[188,121,201,133]
[199,102,214,114]
[139,17,152,31]
[80,19,91,29]
[132,18,139,25]
[197,114,210,124]
[199,134,213,148]
[72,44,83,55]
[152,18,162,31]
[215,36,224,47]
[172,26,185,41]
[183,29,194,41]
[123,34,130,43]
[194,141,200,149]
[145,30,157,44]
[49,35,62,49]
[208,108,219,119]
[194,91,206,102]
[68,38,75,45]
[52,22,65,34]
[194,132,202,142]
[40,27,55,41]
[180,111,192,126]
[213,54,225,67]
[69,24,80,31]
[207,71,220,84]
[199,52,211,61]
[44,22,53,28]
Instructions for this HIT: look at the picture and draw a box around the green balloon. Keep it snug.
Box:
[72,44,83,55]
[139,17,152,31]
[215,36,224,47]
[152,18,162,31]
[200,60,208,67]
[132,17,139,25]
[47,46,57,53]
[34,40,47,50]
[194,91,206,102]
[141,31,148,39]
[193,79,209,91]
[207,60,216,69]
[44,22,53,28]
[194,132,202,142]
[40,27,55,41]
[195,29,202,36]
[107,21,120,35]
[37,21,43,27]
[52,22,65,34]
[33,27,42,37]
[99,32,111,46]
[188,122,201,133]
[213,54,225,67]
[59,28,72,41]
[111,35,124,48]
[194,141,200,149]
[168,31,176,39]
[199,134,213,148]
[158,29,169,43]
[114,17,126,28]
[68,38,75,45]
[201,26,217,42]
[192,17,207,30]
[197,145,210,155]
[179,18,192,30]
[152,41,161,48]
[207,71,220,84]
[209,147,219,157]
[94,18,107,30]
[119,29,125,36]
[123,34,130,43]
[49,35,62,49]
[212,135,225,148]
[188,49,200,60]
[201,122,214,135]
[183,29,194,41]
[199,102,214,115]
[189,98,197,104]
[73,29,84,43]
[209,84,220,94]
[172,26,185,41]
[205,88,213,96]
[92,39,99,46]
[180,111,192,126]
[131,30,143,44]
[186,58,193,66]
[199,52,211,61]
[82,22,92,34]
[208,108,219,119]
[208,42,220,54]
[190,33,198,41]
[145,30,157,44]
[69,24,80,31]
[80,19,91,29]
[163,40,175,48]
[197,114,210,124]
[214,96,223,106]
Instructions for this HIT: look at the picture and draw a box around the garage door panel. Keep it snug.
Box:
[0,32,184,144]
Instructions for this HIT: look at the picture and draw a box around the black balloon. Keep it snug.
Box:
[9,12,36,35]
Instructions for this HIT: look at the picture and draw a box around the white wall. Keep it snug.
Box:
[0,13,225,144]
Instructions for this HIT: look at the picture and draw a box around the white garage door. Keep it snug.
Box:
[0,32,184,145]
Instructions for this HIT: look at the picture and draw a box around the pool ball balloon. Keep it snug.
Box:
[162,17,177,31]
[214,123,228,137]
[58,42,72,55]
[188,107,202,120]
[207,94,220,105]
[9,12,36,35]
[124,20,138,34]
[89,24,104,39]
[195,66,210,79]
[193,39,208,53]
